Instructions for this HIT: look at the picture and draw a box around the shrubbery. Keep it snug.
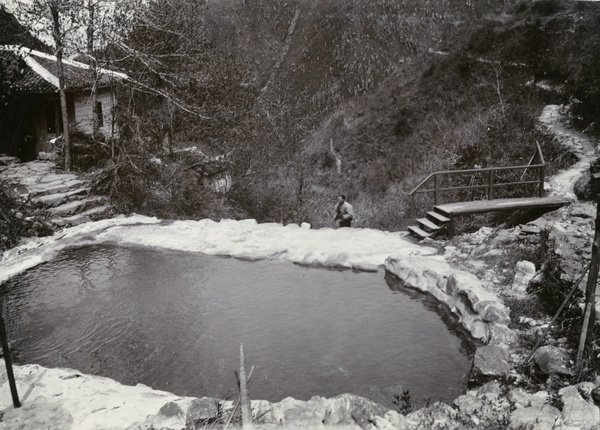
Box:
[75,0,596,231]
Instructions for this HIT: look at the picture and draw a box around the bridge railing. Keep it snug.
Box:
[408,142,546,206]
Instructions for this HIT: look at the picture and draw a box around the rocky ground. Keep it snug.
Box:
[0,104,599,429]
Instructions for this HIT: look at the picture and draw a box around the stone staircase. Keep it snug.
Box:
[0,157,113,228]
[407,209,451,240]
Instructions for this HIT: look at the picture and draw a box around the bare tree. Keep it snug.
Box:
[87,0,100,137]
[48,0,72,171]
[11,0,83,171]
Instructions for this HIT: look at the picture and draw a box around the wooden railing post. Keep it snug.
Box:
[407,144,547,207]
[0,313,20,408]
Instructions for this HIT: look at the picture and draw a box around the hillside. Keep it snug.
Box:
[94,0,599,231]
[1,1,598,231]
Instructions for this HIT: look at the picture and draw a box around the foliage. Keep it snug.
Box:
[4,0,595,229]
[0,6,49,51]
[392,388,413,415]
[0,183,52,254]
[91,144,237,220]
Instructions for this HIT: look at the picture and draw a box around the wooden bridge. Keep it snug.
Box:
[407,142,572,239]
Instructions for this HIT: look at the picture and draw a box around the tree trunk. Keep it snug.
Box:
[88,0,100,137]
[50,1,71,171]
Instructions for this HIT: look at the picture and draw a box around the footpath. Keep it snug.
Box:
[0,157,112,229]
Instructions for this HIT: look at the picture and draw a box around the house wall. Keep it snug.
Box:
[73,88,116,137]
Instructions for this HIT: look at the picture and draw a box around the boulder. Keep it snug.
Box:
[186,397,219,427]
[488,324,519,347]
[453,393,484,415]
[508,404,562,430]
[532,345,573,376]
[509,389,549,409]
[476,380,504,400]
[510,261,536,295]
[381,410,408,429]
[574,170,600,201]
[481,303,511,325]
[326,393,389,428]
[468,321,491,343]
[470,345,511,384]
[258,394,388,429]
[559,385,600,430]
[592,387,600,406]
[267,396,326,426]
[571,203,597,219]
[405,402,466,430]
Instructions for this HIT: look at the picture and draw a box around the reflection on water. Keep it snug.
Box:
[1,245,475,408]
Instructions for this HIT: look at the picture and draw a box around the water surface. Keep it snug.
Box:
[1,245,474,408]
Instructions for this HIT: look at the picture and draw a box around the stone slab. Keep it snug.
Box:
[28,179,86,197]
[47,197,104,217]
[32,187,90,207]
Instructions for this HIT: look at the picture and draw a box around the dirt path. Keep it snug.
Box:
[538,104,597,199]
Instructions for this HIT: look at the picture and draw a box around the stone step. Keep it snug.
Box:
[427,211,451,224]
[0,156,20,166]
[50,205,112,227]
[79,205,112,220]
[407,225,431,240]
[31,187,90,207]
[37,173,79,184]
[47,196,105,217]
[417,217,442,232]
[50,214,91,227]
[28,179,86,198]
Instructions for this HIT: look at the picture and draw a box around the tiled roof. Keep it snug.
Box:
[32,54,124,90]
[0,45,127,93]
[0,49,56,93]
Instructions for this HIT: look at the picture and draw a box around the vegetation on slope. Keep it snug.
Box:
[86,0,597,231]
[2,0,598,231]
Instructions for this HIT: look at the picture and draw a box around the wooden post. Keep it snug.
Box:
[224,366,255,430]
[523,262,591,364]
[576,303,593,375]
[0,313,20,408]
[239,344,253,429]
[539,165,546,197]
[434,174,439,205]
[583,196,600,339]
[488,170,494,200]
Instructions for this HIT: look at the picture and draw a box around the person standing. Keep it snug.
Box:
[333,194,354,228]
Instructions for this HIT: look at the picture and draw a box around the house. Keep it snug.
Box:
[0,45,127,161]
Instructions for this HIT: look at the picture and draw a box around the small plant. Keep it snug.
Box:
[392,388,412,415]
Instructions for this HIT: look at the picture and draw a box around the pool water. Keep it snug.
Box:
[1,245,474,408]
